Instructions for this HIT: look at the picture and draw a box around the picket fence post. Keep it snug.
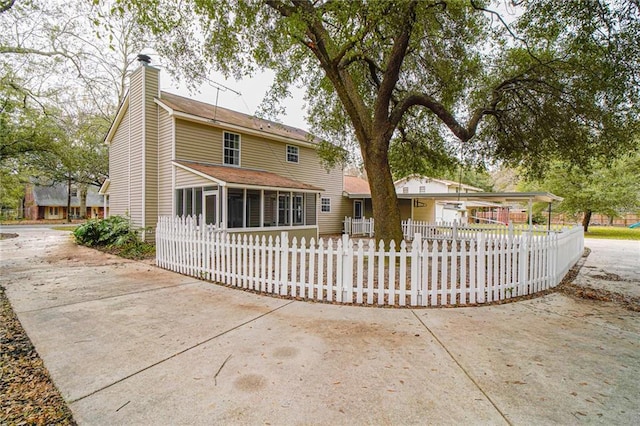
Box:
[477,233,486,303]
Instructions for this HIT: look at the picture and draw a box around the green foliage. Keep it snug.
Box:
[73,215,133,247]
[522,151,640,220]
[441,167,495,192]
[73,215,154,259]
[0,165,25,209]
[315,140,349,171]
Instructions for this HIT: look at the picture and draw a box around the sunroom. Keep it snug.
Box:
[172,160,322,241]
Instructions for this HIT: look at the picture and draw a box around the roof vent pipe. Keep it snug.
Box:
[137,54,151,65]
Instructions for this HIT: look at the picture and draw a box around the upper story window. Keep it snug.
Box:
[419,186,425,193]
[286,145,299,163]
[70,185,78,197]
[402,187,408,194]
[223,132,240,166]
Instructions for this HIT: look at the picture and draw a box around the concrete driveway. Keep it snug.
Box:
[1,228,639,425]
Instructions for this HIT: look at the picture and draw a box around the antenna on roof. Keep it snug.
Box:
[203,77,241,122]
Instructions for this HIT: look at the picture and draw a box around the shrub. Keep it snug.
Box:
[73,216,155,260]
[73,216,134,247]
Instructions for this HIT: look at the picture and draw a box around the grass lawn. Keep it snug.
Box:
[584,226,640,240]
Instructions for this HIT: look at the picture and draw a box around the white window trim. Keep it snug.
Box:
[223,131,241,167]
[286,145,299,163]
[321,197,331,213]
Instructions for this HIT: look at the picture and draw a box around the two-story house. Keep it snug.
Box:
[393,175,485,223]
[101,57,349,241]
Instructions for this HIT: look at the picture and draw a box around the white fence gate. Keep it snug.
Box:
[156,215,584,308]
[343,217,374,237]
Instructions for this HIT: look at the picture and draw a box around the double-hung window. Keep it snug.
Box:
[223,132,240,166]
[321,197,331,213]
[286,145,299,163]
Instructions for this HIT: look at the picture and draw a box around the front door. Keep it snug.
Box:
[204,191,218,226]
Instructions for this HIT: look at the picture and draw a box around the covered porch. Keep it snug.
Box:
[173,160,323,241]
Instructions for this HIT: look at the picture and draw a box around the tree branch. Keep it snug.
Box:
[470,0,544,65]
[391,92,472,141]
[374,1,417,131]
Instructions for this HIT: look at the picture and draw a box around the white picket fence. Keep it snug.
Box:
[156,215,584,307]
[401,219,566,241]
[343,217,375,237]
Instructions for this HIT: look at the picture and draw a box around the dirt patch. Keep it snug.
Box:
[590,272,629,282]
[0,233,19,240]
[559,284,640,312]
[0,286,76,425]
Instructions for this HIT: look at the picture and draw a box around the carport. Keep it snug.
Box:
[396,191,563,229]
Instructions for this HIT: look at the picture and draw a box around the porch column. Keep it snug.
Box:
[289,191,293,227]
[260,189,264,228]
[243,188,247,228]
[221,185,227,230]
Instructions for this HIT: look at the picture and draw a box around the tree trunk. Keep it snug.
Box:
[363,141,403,245]
[80,184,88,219]
[582,209,592,232]
[66,176,72,223]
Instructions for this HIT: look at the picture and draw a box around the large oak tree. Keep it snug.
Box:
[121,0,639,242]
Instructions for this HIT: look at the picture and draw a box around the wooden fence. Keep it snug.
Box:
[156,215,584,307]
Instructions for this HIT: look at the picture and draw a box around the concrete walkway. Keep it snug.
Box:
[1,229,639,425]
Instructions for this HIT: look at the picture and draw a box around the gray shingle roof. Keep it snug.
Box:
[32,183,104,207]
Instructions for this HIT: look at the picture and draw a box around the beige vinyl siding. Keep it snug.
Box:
[144,68,159,232]
[175,120,220,162]
[108,104,130,218]
[328,191,353,235]
[175,167,215,187]
[157,111,174,216]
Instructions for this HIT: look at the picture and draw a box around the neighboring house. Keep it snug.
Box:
[394,175,484,223]
[23,183,105,220]
[343,174,560,225]
[343,174,484,223]
[102,57,350,241]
